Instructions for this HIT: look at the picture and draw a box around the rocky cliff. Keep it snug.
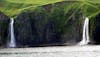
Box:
[0,12,9,47]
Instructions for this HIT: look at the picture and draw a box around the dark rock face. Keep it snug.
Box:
[14,12,65,47]
[0,12,9,47]
[14,12,33,47]
[14,12,49,47]
[14,11,83,47]
[44,21,62,45]
[93,14,100,44]
[61,12,83,45]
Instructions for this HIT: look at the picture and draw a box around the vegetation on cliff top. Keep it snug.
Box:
[0,0,99,18]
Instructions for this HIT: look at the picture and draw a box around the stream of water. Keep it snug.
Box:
[8,18,16,48]
[78,17,90,45]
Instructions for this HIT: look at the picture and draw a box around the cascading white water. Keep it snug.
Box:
[8,18,16,48]
[78,17,90,45]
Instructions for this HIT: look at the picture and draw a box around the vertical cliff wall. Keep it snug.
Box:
[0,12,9,47]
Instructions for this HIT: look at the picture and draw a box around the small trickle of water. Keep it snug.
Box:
[8,18,16,48]
[78,17,90,45]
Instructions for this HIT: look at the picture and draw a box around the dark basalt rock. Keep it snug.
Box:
[14,12,33,47]
[0,12,9,47]
[61,12,83,45]
[14,11,83,47]
[14,12,49,47]
[93,14,100,44]
[44,21,62,45]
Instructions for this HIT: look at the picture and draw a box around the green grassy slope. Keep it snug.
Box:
[0,0,63,17]
[0,0,100,18]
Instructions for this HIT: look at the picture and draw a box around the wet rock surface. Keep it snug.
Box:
[61,12,83,45]
[93,14,100,44]
[14,12,48,47]
[0,12,9,47]
[14,10,83,47]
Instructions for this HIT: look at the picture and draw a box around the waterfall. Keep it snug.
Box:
[8,18,16,48]
[78,17,90,45]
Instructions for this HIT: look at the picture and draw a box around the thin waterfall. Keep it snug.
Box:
[8,18,16,48]
[78,17,90,45]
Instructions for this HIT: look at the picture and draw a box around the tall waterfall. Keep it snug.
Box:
[8,18,16,48]
[78,17,90,45]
